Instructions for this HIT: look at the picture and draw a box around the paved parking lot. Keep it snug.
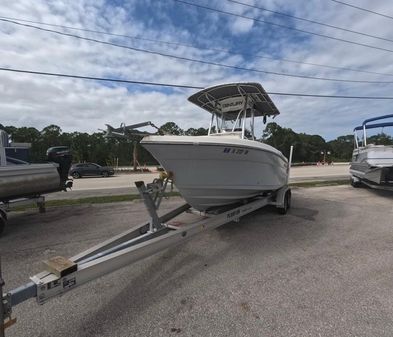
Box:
[2,185,393,337]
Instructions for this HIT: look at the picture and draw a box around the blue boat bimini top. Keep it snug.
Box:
[353,114,393,131]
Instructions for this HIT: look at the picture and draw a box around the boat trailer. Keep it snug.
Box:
[0,178,291,336]
[0,196,47,236]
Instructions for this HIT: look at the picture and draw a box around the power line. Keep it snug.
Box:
[172,0,393,54]
[330,0,393,20]
[3,18,393,85]
[227,0,393,44]
[0,67,203,89]
[1,14,393,77]
[2,66,393,99]
[270,92,393,99]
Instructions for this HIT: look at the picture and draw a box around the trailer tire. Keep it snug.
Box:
[287,189,291,209]
[278,189,291,215]
[0,211,6,236]
[139,224,149,235]
[350,176,361,188]
[38,204,46,213]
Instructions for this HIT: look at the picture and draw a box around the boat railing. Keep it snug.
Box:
[209,130,242,137]
[353,115,393,148]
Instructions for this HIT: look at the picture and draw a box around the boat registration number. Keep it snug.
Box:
[223,148,249,155]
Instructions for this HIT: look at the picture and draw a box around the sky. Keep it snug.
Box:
[1,0,393,140]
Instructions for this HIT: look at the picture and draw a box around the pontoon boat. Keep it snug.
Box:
[0,130,73,202]
[350,114,393,189]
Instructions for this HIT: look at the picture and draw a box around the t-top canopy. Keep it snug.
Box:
[188,83,280,120]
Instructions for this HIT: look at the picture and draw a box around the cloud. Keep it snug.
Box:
[0,0,392,140]
[229,17,254,34]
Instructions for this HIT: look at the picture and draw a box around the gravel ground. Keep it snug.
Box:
[1,185,393,337]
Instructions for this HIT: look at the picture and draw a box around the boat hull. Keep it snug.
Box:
[350,145,393,185]
[142,136,288,211]
[0,163,62,202]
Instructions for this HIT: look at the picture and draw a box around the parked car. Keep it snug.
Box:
[69,163,115,178]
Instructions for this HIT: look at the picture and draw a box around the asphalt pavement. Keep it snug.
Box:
[2,185,393,337]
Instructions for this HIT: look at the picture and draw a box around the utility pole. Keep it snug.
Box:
[133,141,138,171]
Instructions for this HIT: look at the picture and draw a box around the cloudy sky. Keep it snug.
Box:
[1,0,393,140]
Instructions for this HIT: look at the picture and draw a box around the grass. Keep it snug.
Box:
[8,181,349,212]
[289,179,349,188]
[10,191,182,211]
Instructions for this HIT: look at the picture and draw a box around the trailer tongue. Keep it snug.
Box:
[1,176,291,336]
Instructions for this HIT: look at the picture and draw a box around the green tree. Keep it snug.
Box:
[159,122,184,135]
[185,127,208,136]
[327,135,354,161]
[1,121,361,165]
[262,122,331,162]
[367,133,393,146]
[41,125,62,146]
[262,122,301,160]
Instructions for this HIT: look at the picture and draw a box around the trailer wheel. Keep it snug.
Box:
[0,211,6,236]
[139,224,149,235]
[350,176,361,188]
[38,204,46,213]
[277,189,291,215]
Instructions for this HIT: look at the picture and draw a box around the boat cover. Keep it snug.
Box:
[188,83,279,119]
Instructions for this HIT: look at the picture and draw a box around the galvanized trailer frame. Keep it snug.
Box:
[0,196,46,236]
[0,178,291,336]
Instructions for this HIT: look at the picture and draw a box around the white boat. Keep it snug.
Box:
[350,114,393,188]
[141,83,289,211]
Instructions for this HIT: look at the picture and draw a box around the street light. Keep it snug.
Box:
[320,150,331,165]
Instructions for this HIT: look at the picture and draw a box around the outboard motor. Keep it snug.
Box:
[46,146,73,189]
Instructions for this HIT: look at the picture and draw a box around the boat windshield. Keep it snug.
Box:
[188,83,280,141]
[209,111,256,140]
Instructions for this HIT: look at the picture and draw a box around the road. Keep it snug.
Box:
[289,163,349,181]
[2,185,393,336]
[47,164,350,200]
